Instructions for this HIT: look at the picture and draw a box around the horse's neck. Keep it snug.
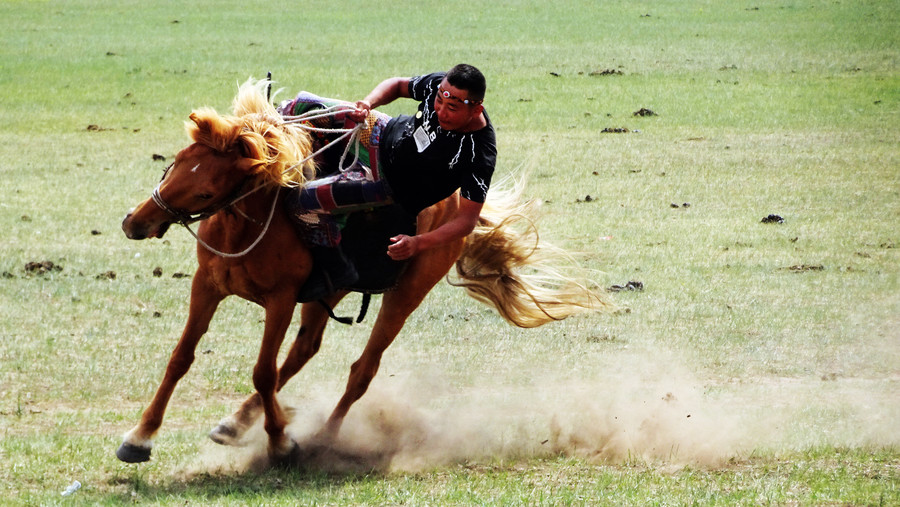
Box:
[239,180,280,213]
[203,181,282,240]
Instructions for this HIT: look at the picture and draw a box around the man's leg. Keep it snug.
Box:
[287,171,394,301]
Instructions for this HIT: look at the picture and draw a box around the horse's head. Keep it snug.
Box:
[122,80,315,240]
[122,140,255,240]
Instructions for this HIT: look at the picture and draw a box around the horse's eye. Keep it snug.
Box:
[159,163,174,182]
[197,193,214,201]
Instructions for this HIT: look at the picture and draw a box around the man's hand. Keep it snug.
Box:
[385,198,483,261]
[387,234,419,260]
[345,77,411,124]
[346,100,371,123]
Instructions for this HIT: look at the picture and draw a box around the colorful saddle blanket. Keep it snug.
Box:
[277,91,390,178]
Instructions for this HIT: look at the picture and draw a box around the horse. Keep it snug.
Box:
[116,80,613,465]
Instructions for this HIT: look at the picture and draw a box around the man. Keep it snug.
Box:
[283,64,496,297]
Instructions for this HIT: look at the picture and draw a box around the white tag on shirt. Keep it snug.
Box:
[413,125,431,152]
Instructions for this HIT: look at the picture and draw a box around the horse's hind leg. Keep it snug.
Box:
[209,296,340,446]
[117,275,223,463]
[321,251,457,441]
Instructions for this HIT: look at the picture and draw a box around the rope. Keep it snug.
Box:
[280,107,369,181]
[281,104,348,123]
[180,186,282,258]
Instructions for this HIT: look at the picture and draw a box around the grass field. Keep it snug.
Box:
[1,0,898,504]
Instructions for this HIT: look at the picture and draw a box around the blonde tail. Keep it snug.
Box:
[449,181,615,328]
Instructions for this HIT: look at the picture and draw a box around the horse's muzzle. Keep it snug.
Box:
[122,209,170,240]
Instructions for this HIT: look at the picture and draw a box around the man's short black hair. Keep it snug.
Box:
[446,64,486,103]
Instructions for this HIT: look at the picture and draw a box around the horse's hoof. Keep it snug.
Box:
[270,440,303,469]
[209,423,241,447]
[116,442,152,463]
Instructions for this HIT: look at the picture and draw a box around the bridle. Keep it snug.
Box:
[152,162,256,226]
[151,167,205,226]
[150,162,280,258]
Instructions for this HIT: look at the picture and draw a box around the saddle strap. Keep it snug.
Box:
[317,293,372,326]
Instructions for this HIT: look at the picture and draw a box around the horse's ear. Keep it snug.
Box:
[186,110,218,147]
[235,156,261,174]
[237,133,253,158]
[235,135,256,172]
[235,128,270,174]
[188,111,209,132]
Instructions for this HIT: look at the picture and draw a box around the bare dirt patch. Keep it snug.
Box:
[24,260,62,275]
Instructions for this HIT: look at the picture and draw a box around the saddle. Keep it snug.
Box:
[291,200,417,302]
[339,204,416,293]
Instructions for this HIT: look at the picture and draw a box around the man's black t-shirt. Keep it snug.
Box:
[379,73,497,215]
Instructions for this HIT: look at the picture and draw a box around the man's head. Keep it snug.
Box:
[435,64,486,132]
[445,64,486,104]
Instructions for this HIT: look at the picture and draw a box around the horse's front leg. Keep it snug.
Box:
[209,294,343,447]
[116,274,223,463]
[253,292,299,462]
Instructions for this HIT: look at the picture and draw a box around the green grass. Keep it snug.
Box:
[1,0,898,504]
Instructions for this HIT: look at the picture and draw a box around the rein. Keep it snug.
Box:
[184,187,281,259]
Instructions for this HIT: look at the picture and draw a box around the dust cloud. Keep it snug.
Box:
[184,345,898,476]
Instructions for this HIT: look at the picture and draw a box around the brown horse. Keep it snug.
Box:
[116,81,612,464]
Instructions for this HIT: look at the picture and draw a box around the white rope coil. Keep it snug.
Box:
[280,106,369,180]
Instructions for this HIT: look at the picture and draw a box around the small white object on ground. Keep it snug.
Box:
[61,480,81,496]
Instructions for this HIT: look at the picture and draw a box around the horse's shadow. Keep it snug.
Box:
[269,436,396,475]
[116,438,396,502]
[117,396,450,499]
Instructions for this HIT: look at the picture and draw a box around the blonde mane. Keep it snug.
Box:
[185,79,315,187]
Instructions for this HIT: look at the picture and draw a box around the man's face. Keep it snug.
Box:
[434,78,482,132]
